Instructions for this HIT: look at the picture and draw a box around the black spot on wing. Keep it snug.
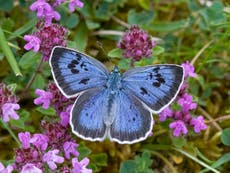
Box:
[140,87,148,95]
[156,77,165,84]
[80,62,89,71]
[79,78,90,85]
[71,59,79,65]
[76,53,82,61]
[71,69,79,74]
[68,63,75,68]
[152,67,160,73]
[152,82,161,87]
[67,59,80,74]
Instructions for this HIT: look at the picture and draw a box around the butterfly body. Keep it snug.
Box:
[49,46,184,144]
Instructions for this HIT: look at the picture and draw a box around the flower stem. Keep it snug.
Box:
[0,119,20,145]
[91,30,124,36]
[205,115,230,123]
[111,16,130,28]
[23,58,44,94]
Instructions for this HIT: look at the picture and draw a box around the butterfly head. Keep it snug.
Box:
[112,66,119,73]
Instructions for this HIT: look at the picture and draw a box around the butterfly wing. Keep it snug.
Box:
[70,88,108,141]
[109,90,153,144]
[49,46,109,98]
[122,65,184,113]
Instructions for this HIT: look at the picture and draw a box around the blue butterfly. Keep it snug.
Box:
[49,46,184,144]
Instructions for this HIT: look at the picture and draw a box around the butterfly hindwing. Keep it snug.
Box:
[70,88,108,141]
[49,46,109,97]
[122,65,184,113]
[109,90,153,144]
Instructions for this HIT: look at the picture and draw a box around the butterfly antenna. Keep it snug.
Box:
[96,41,113,65]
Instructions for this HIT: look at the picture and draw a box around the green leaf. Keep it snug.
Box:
[1,18,15,31]
[128,10,155,25]
[118,59,130,70]
[199,2,225,28]
[221,128,230,146]
[66,14,79,29]
[90,153,108,166]
[153,46,165,56]
[74,21,88,52]
[135,56,156,66]
[172,136,186,148]
[108,48,123,58]
[85,20,100,30]
[138,0,150,10]
[78,143,92,160]
[120,151,153,173]
[0,0,13,11]
[36,106,56,116]
[143,19,189,32]
[10,118,25,129]
[0,27,22,76]
[19,51,41,69]
[10,109,30,129]
[31,74,45,89]
[120,160,137,173]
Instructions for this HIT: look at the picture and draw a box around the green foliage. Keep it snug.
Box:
[221,128,230,146]
[120,151,153,173]
[36,106,56,116]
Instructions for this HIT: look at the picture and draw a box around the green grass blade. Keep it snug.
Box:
[173,147,220,173]
[8,18,36,40]
[0,27,22,76]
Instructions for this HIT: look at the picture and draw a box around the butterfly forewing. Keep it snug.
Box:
[70,88,108,141]
[122,65,184,113]
[109,90,153,144]
[49,46,109,97]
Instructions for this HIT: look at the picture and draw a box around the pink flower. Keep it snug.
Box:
[30,0,52,17]
[68,0,84,12]
[30,0,61,25]
[31,24,67,61]
[182,61,197,78]
[2,103,20,122]
[34,89,53,109]
[24,35,41,52]
[60,105,72,126]
[177,93,197,112]
[63,141,79,159]
[43,8,61,26]
[159,107,173,122]
[169,120,188,137]
[72,158,92,173]
[190,116,207,133]
[20,163,42,173]
[30,134,49,151]
[54,0,66,6]
[47,82,75,114]
[0,162,13,173]
[42,149,64,170]
[18,132,31,149]
[117,25,156,61]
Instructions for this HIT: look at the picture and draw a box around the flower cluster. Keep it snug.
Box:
[30,0,84,26]
[117,25,156,61]
[0,83,20,122]
[0,121,92,173]
[34,82,75,126]
[159,61,207,137]
[24,0,84,61]
[24,23,67,61]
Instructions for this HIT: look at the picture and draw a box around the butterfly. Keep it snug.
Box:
[49,46,184,144]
